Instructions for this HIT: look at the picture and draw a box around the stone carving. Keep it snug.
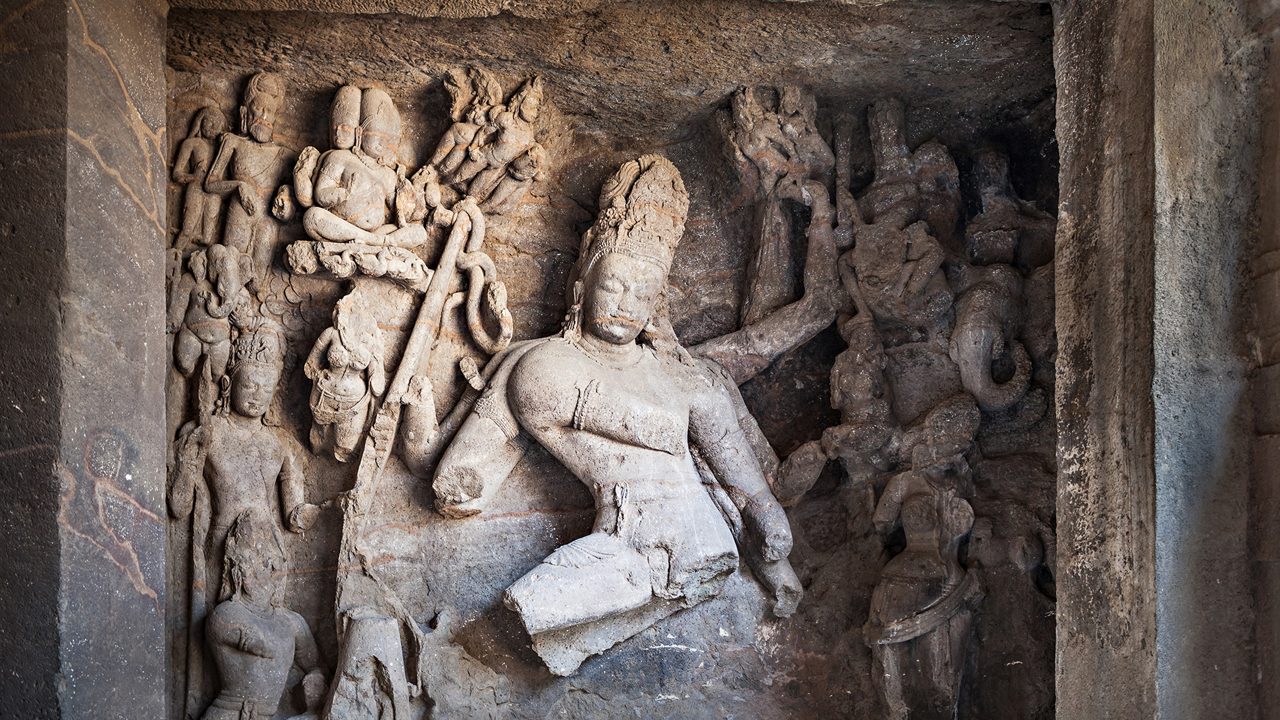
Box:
[168,244,249,420]
[725,86,836,325]
[262,70,540,718]
[205,72,293,292]
[295,86,427,249]
[949,263,1032,412]
[744,98,1055,717]
[859,98,962,256]
[965,147,1056,270]
[431,155,800,676]
[171,314,318,718]
[166,53,1058,718]
[431,67,504,182]
[864,396,983,720]
[204,512,327,720]
[304,294,386,463]
[446,76,544,211]
[174,106,227,251]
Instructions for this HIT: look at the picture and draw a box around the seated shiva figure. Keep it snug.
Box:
[432,155,800,676]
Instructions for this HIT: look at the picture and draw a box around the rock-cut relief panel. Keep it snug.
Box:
[166,67,1057,720]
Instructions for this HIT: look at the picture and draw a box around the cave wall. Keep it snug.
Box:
[162,3,1059,719]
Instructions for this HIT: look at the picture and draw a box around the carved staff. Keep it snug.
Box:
[330,200,484,687]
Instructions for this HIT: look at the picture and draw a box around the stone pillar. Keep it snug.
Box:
[0,0,168,717]
[1253,1,1280,716]
[1052,0,1158,716]
[1154,1,1261,717]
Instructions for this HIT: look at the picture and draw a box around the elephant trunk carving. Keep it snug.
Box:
[949,279,1031,413]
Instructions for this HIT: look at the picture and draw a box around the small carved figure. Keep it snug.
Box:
[168,245,248,419]
[449,77,542,196]
[847,220,953,343]
[174,106,227,250]
[171,316,321,717]
[431,67,504,180]
[948,263,1032,412]
[474,142,545,214]
[299,87,427,249]
[726,86,837,324]
[293,84,361,211]
[204,512,327,720]
[432,156,799,676]
[864,396,983,720]
[859,98,961,254]
[304,294,387,463]
[965,147,1056,270]
[172,316,319,549]
[205,72,293,292]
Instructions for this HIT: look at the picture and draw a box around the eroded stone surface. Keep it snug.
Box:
[163,5,1058,718]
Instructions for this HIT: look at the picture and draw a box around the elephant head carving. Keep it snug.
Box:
[948,265,1031,413]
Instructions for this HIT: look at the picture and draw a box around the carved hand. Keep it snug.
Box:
[234,627,271,658]
[288,502,320,533]
[272,185,295,222]
[301,670,327,709]
[238,183,259,216]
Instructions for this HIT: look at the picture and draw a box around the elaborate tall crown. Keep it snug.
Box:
[330,85,361,148]
[231,314,285,372]
[579,154,689,276]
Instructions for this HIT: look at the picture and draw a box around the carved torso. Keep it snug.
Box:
[202,414,288,544]
[222,133,290,204]
[509,337,739,595]
[317,150,397,230]
[204,600,301,719]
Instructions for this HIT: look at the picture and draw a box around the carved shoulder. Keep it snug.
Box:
[507,339,580,431]
[205,601,241,645]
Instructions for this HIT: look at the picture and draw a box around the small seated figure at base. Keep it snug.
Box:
[204,512,327,720]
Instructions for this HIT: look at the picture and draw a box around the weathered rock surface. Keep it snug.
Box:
[164,2,1058,717]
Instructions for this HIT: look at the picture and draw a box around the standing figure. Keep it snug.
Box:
[171,316,320,718]
[205,72,293,292]
[168,245,247,419]
[431,155,800,676]
[204,512,327,720]
[864,397,983,720]
[304,295,386,463]
[174,106,227,250]
[449,77,542,195]
[299,87,426,249]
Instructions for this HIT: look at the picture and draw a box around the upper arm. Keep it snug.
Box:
[507,347,576,438]
[291,613,321,671]
[205,135,236,187]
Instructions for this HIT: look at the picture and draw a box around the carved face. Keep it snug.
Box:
[210,251,240,302]
[583,253,665,345]
[238,541,285,606]
[231,363,279,419]
[244,94,279,143]
[361,128,395,164]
